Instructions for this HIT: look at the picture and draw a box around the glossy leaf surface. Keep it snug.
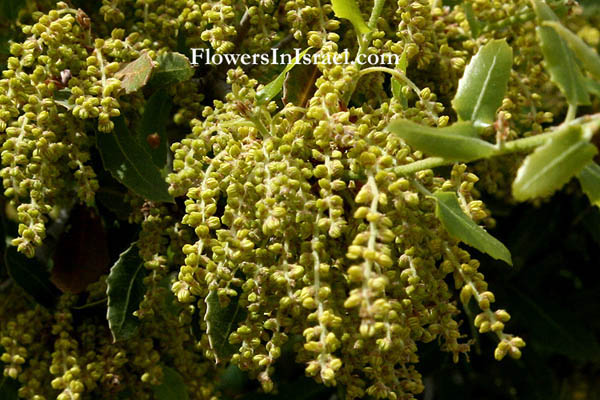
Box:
[106,243,147,342]
[513,125,597,201]
[256,48,311,105]
[452,39,513,127]
[578,162,600,208]
[96,116,173,202]
[386,120,496,161]
[434,191,512,265]
[543,21,600,81]
[137,88,172,168]
[532,0,590,106]
[463,2,481,38]
[204,291,246,364]
[149,52,194,87]
[331,0,370,34]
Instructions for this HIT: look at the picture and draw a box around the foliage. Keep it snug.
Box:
[0,0,599,399]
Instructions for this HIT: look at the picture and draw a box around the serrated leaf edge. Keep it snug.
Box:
[106,244,145,342]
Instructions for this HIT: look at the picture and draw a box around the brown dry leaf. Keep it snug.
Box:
[51,206,110,293]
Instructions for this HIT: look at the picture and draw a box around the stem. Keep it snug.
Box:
[367,0,386,29]
[360,67,421,97]
[342,0,387,105]
[393,114,600,176]
[392,134,546,176]
[565,104,577,122]
[360,66,437,120]
[497,131,552,154]
[71,298,107,310]
[395,158,447,177]
[248,113,270,138]
[410,178,433,197]
[443,244,510,344]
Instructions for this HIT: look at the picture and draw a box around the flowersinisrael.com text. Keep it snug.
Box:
[190,48,400,66]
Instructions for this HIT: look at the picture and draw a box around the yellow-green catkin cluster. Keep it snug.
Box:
[4,0,594,399]
[167,63,524,398]
[0,206,219,399]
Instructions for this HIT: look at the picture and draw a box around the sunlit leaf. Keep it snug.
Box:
[204,291,246,364]
[115,51,155,94]
[391,51,408,108]
[578,162,600,208]
[433,191,512,265]
[256,48,311,105]
[513,125,597,201]
[149,52,194,87]
[96,116,173,202]
[452,39,513,127]
[386,120,497,161]
[543,21,600,81]
[331,0,370,35]
[532,0,590,106]
[463,2,482,38]
[585,77,600,97]
[106,243,147,342]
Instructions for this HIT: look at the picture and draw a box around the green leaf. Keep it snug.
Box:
[256,48,311,105]
[0,34,11,60]
[463,2,481,38]
[137,88,172,168]
[106,243,148,342]
[4,246,60,307]
[96,116,173,202]
[158,273,180,315]
[578,162,600,208]
[152,367,189,400]
[433,191,512,265]
[386,120,497,161]
[115,51,155,94]
[54,88,74,111]
[149,52,194,87]
[452,39,513,127]
[0,0,25,21]
[204,290,247,364]
[543,21,600,81]
[391,51,408,108]
[532,0,590,106]
[0,376,19,400]
[585,77,600,97]
[282,63,320,107]
[331,0,370,35]
[512,125,597,201]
